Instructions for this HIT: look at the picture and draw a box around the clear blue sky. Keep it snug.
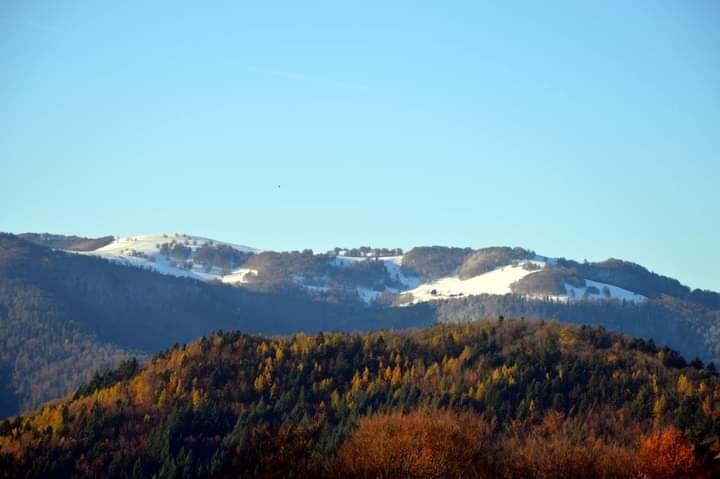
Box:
[1,1,719,291]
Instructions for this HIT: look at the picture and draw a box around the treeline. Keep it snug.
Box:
[327,246,404,257]
[0,320,718,478]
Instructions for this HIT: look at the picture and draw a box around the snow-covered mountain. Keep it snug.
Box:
[83,233,260,284]
[67,233,650,306]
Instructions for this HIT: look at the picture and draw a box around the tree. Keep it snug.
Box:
[334,410,496,478]
[637,427,697,479]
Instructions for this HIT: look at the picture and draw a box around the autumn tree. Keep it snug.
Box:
[334,410,498,478]
[637,427,697,479]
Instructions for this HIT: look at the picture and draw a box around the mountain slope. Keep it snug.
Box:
[436,294,719,364]
[0,275,141,418]
[68,233,720,310]
[1,320,718,478]
[86,233,259,284]
[17,233,114,252]
[4,231,720,418]
[0,234,432,416]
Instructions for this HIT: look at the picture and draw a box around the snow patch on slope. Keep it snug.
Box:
[220,268,258,285]
[382,256,421,289]
[80,233,259,283]
[559,279,646,303]
[404,261,543,303]
[402,259,646,305]
[93,233,257,256]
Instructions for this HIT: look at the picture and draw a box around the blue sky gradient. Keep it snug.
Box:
[1,1,719,290]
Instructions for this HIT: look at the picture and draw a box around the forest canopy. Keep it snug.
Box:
[1,319,718,478]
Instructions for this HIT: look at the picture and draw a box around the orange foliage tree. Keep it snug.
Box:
[503,412,639,479]
[637,427,697,479]
[334,410,497,479]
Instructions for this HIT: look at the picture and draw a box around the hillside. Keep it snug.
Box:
[0,234,432,417]
[1,320,718,478]
[16,232,720,360]
[18,233,115,252]
[4,232,720,420]
[436,294,720,366]
[64,233,720,309]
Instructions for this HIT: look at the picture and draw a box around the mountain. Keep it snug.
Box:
[2,231,720,420]
[0,234,431,417]
[60,233,719,309]
[23,232,720,353]
[1,319,717,478]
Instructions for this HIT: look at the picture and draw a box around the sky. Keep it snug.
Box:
[1,1,719,290]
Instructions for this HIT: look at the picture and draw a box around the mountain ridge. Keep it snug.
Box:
[21,231,719,309]
[3,231,719,420]
[0,233,432,417]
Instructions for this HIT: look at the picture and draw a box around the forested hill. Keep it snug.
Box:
[1,319,718,478]
[3,231,720,421]
[0,234,432,417]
